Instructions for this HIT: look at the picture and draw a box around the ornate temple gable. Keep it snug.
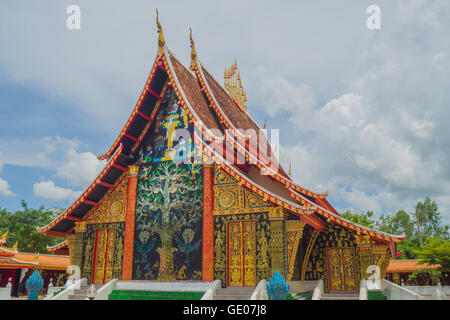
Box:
[131,87,204,282]
[83,174,128,225]
[213,168,271,216]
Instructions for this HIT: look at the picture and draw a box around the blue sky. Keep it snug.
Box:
[0,1,449,224]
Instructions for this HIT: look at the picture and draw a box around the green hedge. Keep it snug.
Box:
[367,291,387,300]
[109,290,204,300]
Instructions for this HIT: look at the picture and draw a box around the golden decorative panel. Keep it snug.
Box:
[326,247,358,292]
[227,220,256,287]
[86,175,128,224]
[213,169,271,216]
[285,221,305,281]
[214,213,271,288]
[372,244,390,279]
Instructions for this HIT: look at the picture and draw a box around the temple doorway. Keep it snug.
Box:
[326,247,358,292]
[91,228,116,284]
[227,221,256,287]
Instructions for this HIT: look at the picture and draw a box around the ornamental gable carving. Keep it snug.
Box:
[85,175,128,224]
[213,168,271,215]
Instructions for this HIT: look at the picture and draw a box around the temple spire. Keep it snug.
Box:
[156,9,165,54]
[189,28,197,68]
[224,59,247,112]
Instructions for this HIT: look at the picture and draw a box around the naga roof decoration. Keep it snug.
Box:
[46,240,69,255]
[37,12,404,248]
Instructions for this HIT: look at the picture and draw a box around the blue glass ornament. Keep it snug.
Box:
[26,269,44,300]
[266,269,289,300]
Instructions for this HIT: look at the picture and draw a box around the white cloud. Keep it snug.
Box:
[0,177,15,197]
[432,51,447,62]
[250,66,316,118]
[0,156,15,197]
[33,180,81,201]
[56,148,105,187]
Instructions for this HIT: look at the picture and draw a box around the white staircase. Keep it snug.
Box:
[214,287,255,300]
[320,291,359,300]
[68,284,103,300]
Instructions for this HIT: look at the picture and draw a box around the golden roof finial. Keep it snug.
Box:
[156,9,165,53]
[34,253,40,264]
[0,231,7,242]
[189,28,197,67]
[263,119,267,129]
[12,241,18,252]
[224,59,247,112]
[289,162,292,177]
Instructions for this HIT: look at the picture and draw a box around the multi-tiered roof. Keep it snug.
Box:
[37,12,404,252]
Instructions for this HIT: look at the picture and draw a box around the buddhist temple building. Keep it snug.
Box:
[37,13,404,293]
[0,232,69,296]
[386,259,449,286]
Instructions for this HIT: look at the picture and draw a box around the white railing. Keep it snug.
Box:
[44,278,87,300]
[359,279,368,300]
[405,285,450,296]
[91,279,118,300]
[46,278,64,298]
[381,280,424,300]
[0,278,12,300]
[250,279,268,300]
[311,279,324,300]
[201,280,221,300]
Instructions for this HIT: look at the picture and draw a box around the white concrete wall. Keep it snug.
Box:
[405,286,450,296]
[201,280,221,300]
[93,279,118,300]
[289,280,318,294]
[116,281,214,292]
[381,280,424,300]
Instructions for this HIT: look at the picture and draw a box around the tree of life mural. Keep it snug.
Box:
[133,161,203,280]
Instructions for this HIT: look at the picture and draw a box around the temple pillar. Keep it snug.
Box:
[392,273,400,285]
[67,222,86,270]
[285,220,306,281]
[269,206,286,278]
[202,164,215,281]
[121,165,139,280]
[372,244,391,280]
[355,234,373,280]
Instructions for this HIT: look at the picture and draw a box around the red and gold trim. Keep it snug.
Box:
[191,62,328,200]
[289,188,404,243]
[46,240,68,253]
[122,165,139,280]
[37,144,125,234]
[202,165,215,281]
[98,52,166,161]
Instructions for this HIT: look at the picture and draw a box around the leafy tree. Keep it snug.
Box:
[376,210,418,259]
[376,210,414,238]
[0,200,61,253]
[341,210,376,228]
[408,268,442,286]
[414,196,449,241]
[414,237,450,270]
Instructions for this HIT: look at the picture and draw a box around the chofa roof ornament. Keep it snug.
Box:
[156,9,166,54]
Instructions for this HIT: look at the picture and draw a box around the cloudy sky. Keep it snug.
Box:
[0,0,449,223]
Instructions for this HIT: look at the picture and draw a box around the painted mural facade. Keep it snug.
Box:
[132,88,203,281]
[67,87,394,291]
